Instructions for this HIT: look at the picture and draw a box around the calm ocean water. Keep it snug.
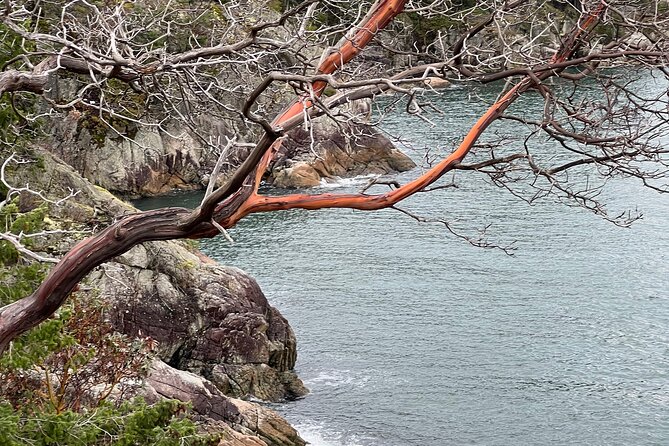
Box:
[137,74,669,445]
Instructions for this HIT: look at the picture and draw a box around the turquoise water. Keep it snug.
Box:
[137,75,669,445]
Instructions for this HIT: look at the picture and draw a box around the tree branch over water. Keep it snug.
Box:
[1,0,668,354]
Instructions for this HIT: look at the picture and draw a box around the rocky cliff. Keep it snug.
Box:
[94,240,307,402]
[6,148,307,446]
[45,103,416,195]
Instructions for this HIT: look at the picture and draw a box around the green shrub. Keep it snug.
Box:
[0,399,217,446]
[0,293,218,445]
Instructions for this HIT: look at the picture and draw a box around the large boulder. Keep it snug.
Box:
[270,109,416,188]
[90,241,307,402]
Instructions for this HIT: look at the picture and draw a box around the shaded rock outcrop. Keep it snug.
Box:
[45,110,233,197]
[270,112,416,188]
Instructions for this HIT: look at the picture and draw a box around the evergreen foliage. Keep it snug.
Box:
[0,205,217,445]
[0,398,216,446]
[0,290,218,445]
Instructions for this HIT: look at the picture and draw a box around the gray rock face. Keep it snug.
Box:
[46,111,224,197]
[13,153,305,403]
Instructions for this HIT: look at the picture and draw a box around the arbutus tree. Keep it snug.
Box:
[0,0,668,354]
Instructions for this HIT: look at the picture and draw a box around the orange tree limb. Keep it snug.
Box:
[251,0,410,190]
[224,1,608,224]
[0,0,410,354]
[181,0,410,229]
[0,1,607,355]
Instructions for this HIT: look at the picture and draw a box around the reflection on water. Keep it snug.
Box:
[136,74,669,446]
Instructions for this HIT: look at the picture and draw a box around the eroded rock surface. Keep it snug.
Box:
[13,149,306,402]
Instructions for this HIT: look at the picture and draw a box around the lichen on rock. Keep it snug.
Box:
[91,241,307,402]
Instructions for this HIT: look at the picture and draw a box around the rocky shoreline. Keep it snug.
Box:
[44,96,416,197]
[6,74,419,444]
[270,114,415,189]
[8,148,314,446]
[17,76,422,441]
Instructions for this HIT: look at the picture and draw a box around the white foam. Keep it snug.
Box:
[305,370,370,388]
[318,175,379,189]
[295,421,370,446]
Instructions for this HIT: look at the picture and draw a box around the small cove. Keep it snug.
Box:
[135,75,669,445]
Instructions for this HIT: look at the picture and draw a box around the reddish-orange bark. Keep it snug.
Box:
[0,0,410,354]
[0,1,607,355]
[280,0,408,116]
[251,0,409,188]
[227,1,608,225]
